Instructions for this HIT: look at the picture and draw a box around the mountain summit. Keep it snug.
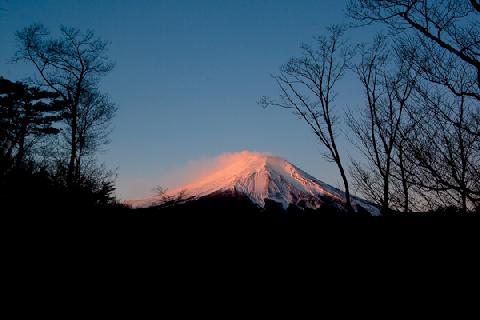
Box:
[128,151,379,215]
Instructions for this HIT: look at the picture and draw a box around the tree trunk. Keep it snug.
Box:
[76,154,81,181]
[458,96,468,214]
[382,158,391,215]
[15,128,26,166]
[15,109,30,166]
[461,191,468,214]
[68,103,78,186]
[398,146,409,213]
[382,175,389,215]
[338,162,353,212]
[68,81,83,186]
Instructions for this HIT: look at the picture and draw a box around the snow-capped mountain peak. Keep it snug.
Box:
[128,151,379,215]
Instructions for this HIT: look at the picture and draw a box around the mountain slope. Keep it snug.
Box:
[128,151,380,215]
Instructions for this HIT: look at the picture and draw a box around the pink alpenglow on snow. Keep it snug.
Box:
[127,151,380,215]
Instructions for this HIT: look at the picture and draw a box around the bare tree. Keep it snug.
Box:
[348,0,480,138]
[73,90,116,179]
[14,24,114,185]
[348,1,480,213]
[395,34,480,144]
[348,36,416,214]
[152,185,188,208]
[260,26,355,211]
[392,125,418,213]
[347,0,480,91]
[401,81,480,212]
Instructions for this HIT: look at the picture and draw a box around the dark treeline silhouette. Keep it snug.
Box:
[0,76,118,212]
[261,0,480,215]
[1,24,121,213]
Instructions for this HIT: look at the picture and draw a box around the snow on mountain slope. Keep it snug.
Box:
[128,151,380,215]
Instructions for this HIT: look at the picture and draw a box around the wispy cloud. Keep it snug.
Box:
[124,151,273,200]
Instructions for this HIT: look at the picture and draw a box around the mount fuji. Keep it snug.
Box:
[127,151,380,216]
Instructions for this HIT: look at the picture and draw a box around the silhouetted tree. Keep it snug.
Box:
[348,0,480,92]
[348,1,480,213]
[260,26,355,211]
[14,24,114,186]
[348,36,416,214]
[68,89,116,179]
[152,185,189,208]
[0,78,62,170]
[400,81,480,212]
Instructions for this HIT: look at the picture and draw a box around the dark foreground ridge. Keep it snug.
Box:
[5,189,480,241]
[4,190,480,276]
[2,172,479,245]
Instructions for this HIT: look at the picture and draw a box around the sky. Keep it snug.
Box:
[0,0,376,200]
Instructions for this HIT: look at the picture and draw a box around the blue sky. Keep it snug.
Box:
[0,0,376,199]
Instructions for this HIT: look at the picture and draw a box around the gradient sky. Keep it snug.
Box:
[0,0,377,200]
